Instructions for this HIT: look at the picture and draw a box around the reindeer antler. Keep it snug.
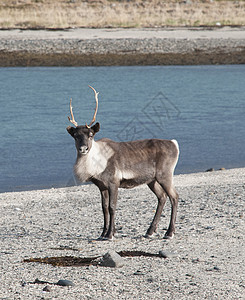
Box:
[86,85,99,128]
[67,86,99,128]
[68,98,78,127]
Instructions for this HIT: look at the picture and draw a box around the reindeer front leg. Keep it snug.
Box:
[105,184,118,240]
[100,189,109,239]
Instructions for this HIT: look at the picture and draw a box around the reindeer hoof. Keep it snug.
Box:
[103,234,114,241]
[104,237,114,241]
[144,233,153,239]
[163,233,174,240]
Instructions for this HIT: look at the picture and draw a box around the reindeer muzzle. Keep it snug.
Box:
[79,146,89,155]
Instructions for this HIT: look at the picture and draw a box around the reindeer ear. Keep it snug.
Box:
[66,126,76,137]
[91,122,100,134]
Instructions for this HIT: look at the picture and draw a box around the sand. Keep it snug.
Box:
[1,27,245,66]
[0,168,244,299]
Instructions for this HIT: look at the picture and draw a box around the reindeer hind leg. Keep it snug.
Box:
[156,174,179,239]
[145,180,168,237]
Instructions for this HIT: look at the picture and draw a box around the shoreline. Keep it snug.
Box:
[0,167,244,299]
[1,27,245,66]
[1,167,244,194]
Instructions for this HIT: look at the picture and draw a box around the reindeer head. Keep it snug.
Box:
[66,86,100,155]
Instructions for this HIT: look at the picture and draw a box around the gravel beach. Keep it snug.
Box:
[0,168,244,299]
[1,27,245,66]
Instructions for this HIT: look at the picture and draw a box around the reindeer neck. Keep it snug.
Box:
[75,140,114,182]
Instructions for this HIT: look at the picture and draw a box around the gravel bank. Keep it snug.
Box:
[0,168,244,299]
[1,27,245,66]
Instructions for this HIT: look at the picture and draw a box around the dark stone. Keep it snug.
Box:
[43,285,51,292]
[56,279,75,287]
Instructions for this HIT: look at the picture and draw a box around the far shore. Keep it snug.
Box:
[1,27,245,66]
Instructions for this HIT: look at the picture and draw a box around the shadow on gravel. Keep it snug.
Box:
[23,250,163,267]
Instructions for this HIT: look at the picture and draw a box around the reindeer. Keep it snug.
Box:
[67,86,179,240]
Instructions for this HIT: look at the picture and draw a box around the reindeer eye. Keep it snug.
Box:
[89,132,93,137]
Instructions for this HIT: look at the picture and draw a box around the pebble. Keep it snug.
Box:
[192,258,200,263]
[159,250,177,258]
[133,270,145,276]
[147,277,154,283]
[21,281,26,287]
[100,250,125,268]
[56,279,75,287]
[43,285,51,292]
[206,266,221,272]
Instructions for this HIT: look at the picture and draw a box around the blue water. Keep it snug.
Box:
[0,65,244,192]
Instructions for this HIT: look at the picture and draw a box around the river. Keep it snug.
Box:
[0,65,244,192]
